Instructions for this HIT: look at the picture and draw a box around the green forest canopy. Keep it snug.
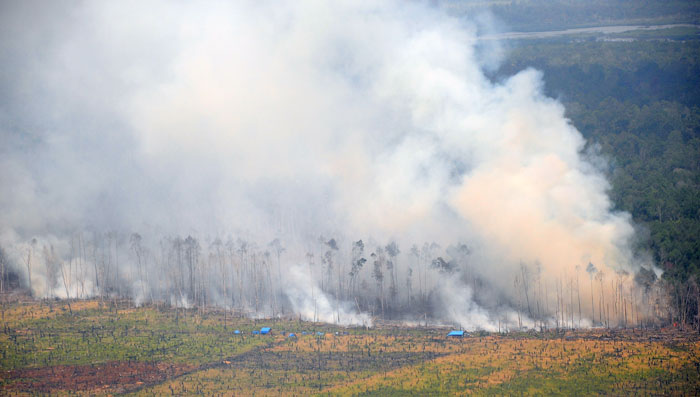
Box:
[493,38,699,283]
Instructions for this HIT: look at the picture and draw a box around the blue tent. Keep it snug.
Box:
[252,330,260,335]
[260,327,271,335]
[301,331,308,335]
[288,333,296,338]
[316,331,324,336]
[447,330,465,337]
[233,329,241,335]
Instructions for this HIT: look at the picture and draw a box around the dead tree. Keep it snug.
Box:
[410,245,420,302]
[575,265,582,328]
[371,248,385,318]
[130,233,147,302]
[385,241,400,310]
[349,240,366,304]
[42,245,59,298]
[23,239,37,295]
[519,262,533,318]
[268,238,285,285]
[586,263,597,325]
[0,246,6,293]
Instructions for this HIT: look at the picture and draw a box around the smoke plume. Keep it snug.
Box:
[0,1,657,329]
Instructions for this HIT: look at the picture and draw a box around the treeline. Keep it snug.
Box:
[492,37,700,329]
[441,0,700,31]
[0,231,673,330]
[0,232,463,318]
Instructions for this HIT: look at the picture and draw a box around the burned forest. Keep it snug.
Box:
[1,0,699,395]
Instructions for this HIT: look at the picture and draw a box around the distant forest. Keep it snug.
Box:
[491,36,699,317]
[442,0,700,31]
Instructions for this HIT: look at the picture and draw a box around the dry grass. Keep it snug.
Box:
[1,300,698,396]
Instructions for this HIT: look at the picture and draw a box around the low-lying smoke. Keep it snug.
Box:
[0,1,660,329]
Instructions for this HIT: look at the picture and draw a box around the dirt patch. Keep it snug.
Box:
[225,350,446,372]
[2,361,193,394]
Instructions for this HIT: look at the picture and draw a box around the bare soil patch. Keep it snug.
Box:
[2,361,193,394]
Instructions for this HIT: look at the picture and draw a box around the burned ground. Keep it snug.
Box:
[3,361,192,394]
[1,298,698,395]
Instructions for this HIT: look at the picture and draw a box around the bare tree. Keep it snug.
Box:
[371,247,385,317]
[268,238,285,283]
[586,262,597,325]
[184,236,200,303]
[321,238,338,297]
[410,244,420,301]
[58,252,73,315]
[236,239,248,309]
[519,262,533,318]
[225,237,237,306]
[0,246,6,293]
[534,261,542,329]
[23,238,37,295]
[406,266,413,305]
[575,265,582,328]
[306,251,318,322]
[42,245,59,298]
[385,241,400,310]
[209,238,225,303]
[596,270,606,327]
[349,240,366,303]
[130,233,147,301]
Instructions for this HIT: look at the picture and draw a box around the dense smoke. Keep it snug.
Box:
[0,1,661,329]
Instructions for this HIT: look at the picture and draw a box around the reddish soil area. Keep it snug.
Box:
[2,361,193,394]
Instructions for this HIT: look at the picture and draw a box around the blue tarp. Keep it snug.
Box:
[233,330,241,335]
[260,327,271,334]
[252,330,260,334]
[447,330,465,337]
[288,333,296,338]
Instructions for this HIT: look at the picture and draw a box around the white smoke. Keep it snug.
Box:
[0,1,652,328]
[285,264,372,327]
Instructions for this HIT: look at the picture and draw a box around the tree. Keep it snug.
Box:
[349,240,366,301]
[225,237,237,306]
[210,238,225,303]
[321,238,338,296]
[596,271,607,327]
[410,244,420,301]
[0,246,6,293]
[268,238,285,282]
[42,245,59,298]
[184,236,200,302]
[430,257,455,274]
[406,266,413,305]
[385,241,400,308]
[586,262,598,324]
[519,262,533,318]
[306,251,318,322]
[236,238,249,308]
[23,238,37,295]
[371,247,385,317]
[130,233,147,301]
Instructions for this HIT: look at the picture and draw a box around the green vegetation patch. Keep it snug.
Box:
[0,301,268,370]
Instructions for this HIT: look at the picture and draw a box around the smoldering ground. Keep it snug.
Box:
[0,1,660,329]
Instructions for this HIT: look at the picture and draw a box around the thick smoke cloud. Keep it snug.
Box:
[0,1,655,329]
